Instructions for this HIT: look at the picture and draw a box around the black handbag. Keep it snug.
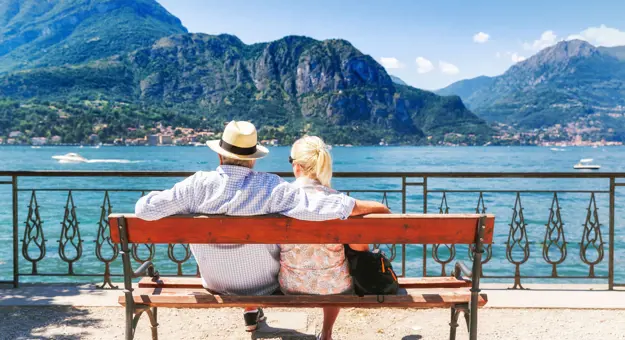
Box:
[344,245,399,297]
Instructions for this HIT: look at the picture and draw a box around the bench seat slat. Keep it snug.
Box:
[138,276,472,289]
[120,287,486,308]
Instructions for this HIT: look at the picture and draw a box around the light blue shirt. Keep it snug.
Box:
[134,165,356,295]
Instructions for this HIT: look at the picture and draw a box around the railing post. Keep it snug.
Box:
[12,175,19,288]
[401,176,407,214]
[422,176,428,277]
[469,215,486,340]
[401,176,407,277]
[609,177,615,290]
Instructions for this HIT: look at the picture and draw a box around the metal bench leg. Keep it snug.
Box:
[449,305,462,340]
[147,307,159,340]
[468,301,477,340]
[128,306,158,340]
[125,303,134,340]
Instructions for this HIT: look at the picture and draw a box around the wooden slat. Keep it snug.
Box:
[120,287,487,308]
[109,213,495,245]
[138,276,471,289]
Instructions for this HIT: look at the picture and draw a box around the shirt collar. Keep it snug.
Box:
[217,165,253,176]
[294,177,321,186]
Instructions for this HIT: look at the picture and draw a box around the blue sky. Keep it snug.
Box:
[157,0,625,90]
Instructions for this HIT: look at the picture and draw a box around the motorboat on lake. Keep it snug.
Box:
[574,159,601,170]
[52,153,88,163]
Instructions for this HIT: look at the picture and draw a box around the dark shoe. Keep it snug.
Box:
[244,308,266,332]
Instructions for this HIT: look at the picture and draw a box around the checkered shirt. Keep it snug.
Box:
[135,165,356,295]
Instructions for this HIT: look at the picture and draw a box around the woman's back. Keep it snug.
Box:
[279,177,352,295]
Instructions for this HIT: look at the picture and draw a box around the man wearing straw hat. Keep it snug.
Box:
[135,121,389,332]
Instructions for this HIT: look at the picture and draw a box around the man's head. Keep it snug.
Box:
[218,154,256,168]
[207,121,268,167]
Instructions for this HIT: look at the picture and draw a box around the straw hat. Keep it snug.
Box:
[206,121,269,160]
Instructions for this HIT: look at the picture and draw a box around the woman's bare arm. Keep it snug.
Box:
[350,199,391,216]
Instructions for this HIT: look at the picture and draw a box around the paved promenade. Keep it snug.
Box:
[1,283,624,339]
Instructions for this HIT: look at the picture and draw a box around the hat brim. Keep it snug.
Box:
[206,140,269,160]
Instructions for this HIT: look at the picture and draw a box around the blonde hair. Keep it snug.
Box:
[291,136,332,187]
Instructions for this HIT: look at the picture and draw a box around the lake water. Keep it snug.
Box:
[1,145,624,286]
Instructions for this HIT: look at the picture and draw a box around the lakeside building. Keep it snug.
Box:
[8,131,22,138]
[260,139,279,146]
[159,135,173,145]
[147,135,159,146]
[31,137,48,146]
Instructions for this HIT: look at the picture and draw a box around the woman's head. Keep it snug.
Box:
[290,136,332,187]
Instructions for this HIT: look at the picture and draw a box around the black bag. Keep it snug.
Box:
[344,245,399,297]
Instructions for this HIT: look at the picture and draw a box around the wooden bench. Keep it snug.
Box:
[109,213,495,340]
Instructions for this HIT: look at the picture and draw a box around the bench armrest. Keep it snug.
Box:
[132,261,160,279]
[453,261,472,280]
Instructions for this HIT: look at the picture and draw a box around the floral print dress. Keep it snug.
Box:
[279,177,353,295]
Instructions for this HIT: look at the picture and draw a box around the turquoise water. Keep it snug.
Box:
[1,145,624,286]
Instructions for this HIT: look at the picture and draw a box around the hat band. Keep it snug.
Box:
[219,139,257,156]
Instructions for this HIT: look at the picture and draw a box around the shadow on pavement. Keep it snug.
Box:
[0,284,109,339]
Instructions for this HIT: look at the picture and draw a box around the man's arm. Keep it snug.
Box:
[135,174,197,221]
[350,200,391,216]
[269,181,356,221]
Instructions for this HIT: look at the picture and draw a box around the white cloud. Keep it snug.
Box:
[473,32,490,43]
[504,51,526,63]
[439,61,459,75]
[566,25,625,47]
[379,57,404,69]
[511,53,526,63]
[523,30,558,51]
[495,52,501,58]
[415,57,434,73]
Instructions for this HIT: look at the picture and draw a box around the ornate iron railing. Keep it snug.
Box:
[0,171,623,290]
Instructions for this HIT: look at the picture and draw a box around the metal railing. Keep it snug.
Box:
[0,171,623,289]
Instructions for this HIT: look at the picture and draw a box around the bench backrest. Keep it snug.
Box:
[109,213,495,245]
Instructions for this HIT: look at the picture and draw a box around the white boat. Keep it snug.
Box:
[52,153,88,163]
[574,159,601,170]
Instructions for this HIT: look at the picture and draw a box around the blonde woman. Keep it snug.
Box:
[279,136,390,340]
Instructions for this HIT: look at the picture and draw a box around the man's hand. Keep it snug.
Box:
[350,199,391,216]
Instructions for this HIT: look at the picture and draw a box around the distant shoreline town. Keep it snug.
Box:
[1,123,622,147]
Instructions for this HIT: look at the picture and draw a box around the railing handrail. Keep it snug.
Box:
[2,170,625,178]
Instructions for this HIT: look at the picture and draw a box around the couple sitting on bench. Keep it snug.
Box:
[135,121,390,340]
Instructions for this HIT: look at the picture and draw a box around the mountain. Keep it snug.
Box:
[599,46,625,60]
[438,40,625,140]
[436,76,493,106]
[0,34,491,144]
[389,75,407,85]
[0,3,490,145]
[0,0,187,73]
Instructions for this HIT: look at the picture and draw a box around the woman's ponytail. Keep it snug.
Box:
[291,136,333,188]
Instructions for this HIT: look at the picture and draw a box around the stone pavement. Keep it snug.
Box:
[1,283,624,339]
